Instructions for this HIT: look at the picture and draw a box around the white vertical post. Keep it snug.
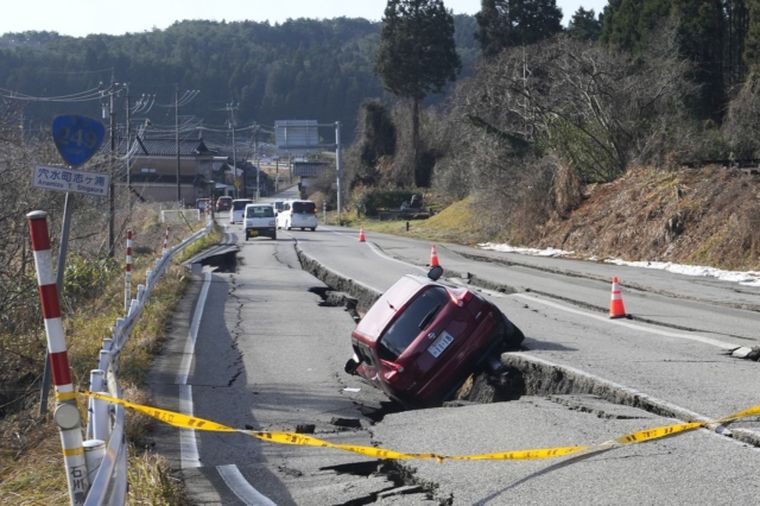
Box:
[124,229,132,313]
[89,369,110,442]
[27,211,89,505]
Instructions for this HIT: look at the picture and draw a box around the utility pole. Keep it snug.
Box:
[124,85,131,215]
[108,82,117,256]
[335,121,342,220]
[253,125,260,200]
[175,85,181,204]
[226,101,239,198]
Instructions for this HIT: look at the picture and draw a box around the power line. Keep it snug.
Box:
[0,83,119,103]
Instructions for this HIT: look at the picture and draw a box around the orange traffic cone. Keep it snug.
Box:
[358,228,366,242]
[429,245,440,267]
[609,276,626,319]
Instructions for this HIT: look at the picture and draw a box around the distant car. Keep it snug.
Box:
[276,199,318,231]
[229,198,253,224]
[216,196,233,212]
[344,266,524,407]
[243,203,277,240]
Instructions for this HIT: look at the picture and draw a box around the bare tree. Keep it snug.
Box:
[463,25,694,183]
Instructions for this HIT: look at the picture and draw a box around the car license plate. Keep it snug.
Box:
[428,330,454,358]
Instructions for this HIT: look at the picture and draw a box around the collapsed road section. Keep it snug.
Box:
[294,243,760,449]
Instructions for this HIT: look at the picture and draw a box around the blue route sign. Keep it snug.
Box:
[52,115,105,167]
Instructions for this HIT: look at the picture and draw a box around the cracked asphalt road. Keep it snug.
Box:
[148,220,760,505]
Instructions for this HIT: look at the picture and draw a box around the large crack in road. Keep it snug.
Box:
[293,243,760,454]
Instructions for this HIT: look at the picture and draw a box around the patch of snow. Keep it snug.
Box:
[478,243,760,287]
[478,242,574,258]
[604,258,760,287]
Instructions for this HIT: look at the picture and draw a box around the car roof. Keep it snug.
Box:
[354,275,432,341]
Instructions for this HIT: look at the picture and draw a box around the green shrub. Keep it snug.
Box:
[63,254,119,305]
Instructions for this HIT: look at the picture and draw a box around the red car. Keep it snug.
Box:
[345,266,524,407]
[216,196,233,212]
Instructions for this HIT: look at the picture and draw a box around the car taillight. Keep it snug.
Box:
[380,360,404,382]
[448,290,472,307]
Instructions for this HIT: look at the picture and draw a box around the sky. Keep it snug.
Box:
[1,1,609,38]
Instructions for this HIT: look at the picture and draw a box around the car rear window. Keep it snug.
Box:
[247,206,274,218]
[292,201,316,214]
[378,286,449,361]
[232,200,252,210]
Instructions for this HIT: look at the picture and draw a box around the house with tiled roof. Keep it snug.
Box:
[124,133,275,204]
[126,136,228,204]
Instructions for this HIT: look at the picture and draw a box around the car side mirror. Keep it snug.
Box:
[427,265,443,281]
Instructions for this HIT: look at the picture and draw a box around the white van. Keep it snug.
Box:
[243,203,277,240]
[276,199,318,231]
[229,198,253,224]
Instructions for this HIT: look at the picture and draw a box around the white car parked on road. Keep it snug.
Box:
[276,199,318,231]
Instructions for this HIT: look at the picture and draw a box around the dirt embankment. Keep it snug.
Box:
[537,166,760,271]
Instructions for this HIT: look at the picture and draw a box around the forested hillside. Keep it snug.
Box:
[0,15,478,140]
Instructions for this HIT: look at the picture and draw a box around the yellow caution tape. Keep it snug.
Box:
[55,391,78,402]
[62,447,85,457]
[81,391,759,462]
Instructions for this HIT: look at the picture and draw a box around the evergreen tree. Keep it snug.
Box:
[602,0,727,121]
[475,0,563,58]
[375,0,461,186]
[568,8,602,41]
[744,0,760,71]
[475,0,511,57]
[673,0,726,122]
[600,0,671,54]
[725,0,748,86]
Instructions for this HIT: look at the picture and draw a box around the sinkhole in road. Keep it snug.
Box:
[192,249,237,273]
[308,283,528,415]
[321,460,429,506]
[298,250,714,426]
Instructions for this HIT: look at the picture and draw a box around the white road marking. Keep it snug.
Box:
[179,384,200,469]
[177,272,210,469]
[365,241,427,272]
[177,272,211,385]
[514,292,741,350]
[328,228,740,350]
[217,464,278,506]
[178,271,275,503]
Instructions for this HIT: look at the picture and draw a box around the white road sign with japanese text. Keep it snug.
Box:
[32,165,109,197]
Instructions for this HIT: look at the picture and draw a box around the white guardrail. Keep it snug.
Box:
[83,219,213,506]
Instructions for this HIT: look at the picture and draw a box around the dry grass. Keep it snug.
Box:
[335,196,490,245]
[536,165,760,271]
[334,165,758,273]
[0,208,221,504]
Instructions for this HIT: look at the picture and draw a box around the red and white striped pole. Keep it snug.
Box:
[27,211,89,505]
[162,227,169,255]
[124,229,133,313]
